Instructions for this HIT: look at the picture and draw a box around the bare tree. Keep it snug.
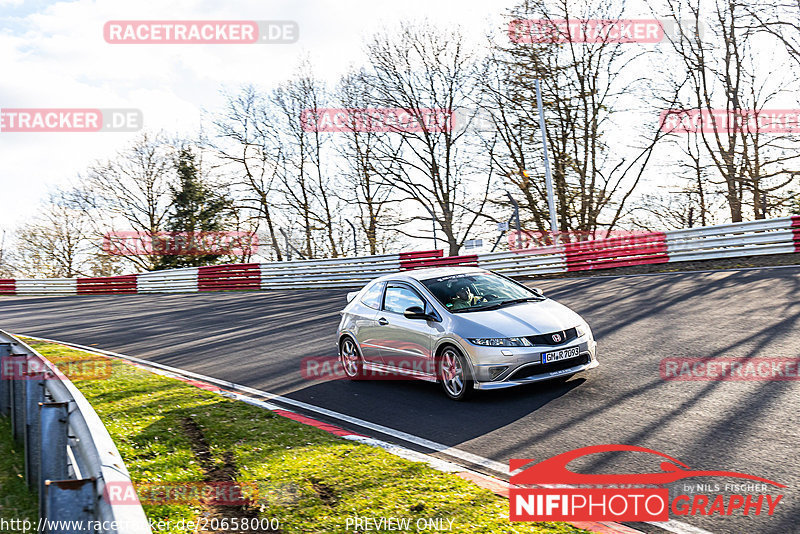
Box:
[214,86,284,260]
[0,229,11,277]
[478,44,550,236]
[271,63,343,258]
[78,132,176,270]
[334,69,400,255]
[490,0,669,237]
[13,189,95,278]
[744,0,800,68]
[660,0,800,222]
[365,21,492,255]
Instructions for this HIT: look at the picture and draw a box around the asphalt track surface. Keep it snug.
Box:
[2,266,799,534]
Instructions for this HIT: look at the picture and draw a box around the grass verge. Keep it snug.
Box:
[0,417,37,533]
[17,337,587,534]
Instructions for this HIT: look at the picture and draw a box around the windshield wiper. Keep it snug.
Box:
[452,306,499,313]
[452,296,543,313]
[474,296,543,311]
[499,296,543,306]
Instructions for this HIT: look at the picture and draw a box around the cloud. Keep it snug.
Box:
[0,0,509,229]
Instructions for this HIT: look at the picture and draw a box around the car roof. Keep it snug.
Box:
[377,266,487,283]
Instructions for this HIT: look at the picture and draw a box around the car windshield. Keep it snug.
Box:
[421,272,541,313]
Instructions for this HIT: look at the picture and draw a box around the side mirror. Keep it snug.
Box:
[404,306,431,320]
[346,291,359,303]
[531,287,544,297]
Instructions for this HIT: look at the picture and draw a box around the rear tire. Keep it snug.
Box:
[438,346,474,401]
[339,337,365,380]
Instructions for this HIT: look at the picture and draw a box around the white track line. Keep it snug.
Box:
[21,335,508,473]
[21,334,713,534]
[644,520,714,534]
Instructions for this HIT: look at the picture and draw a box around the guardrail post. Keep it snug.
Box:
[0,343,12,416]
[24,372,45,489]
[9,354,27,442]
[1,330,153,534]
[43,478,96,533]
[39,401,69,519]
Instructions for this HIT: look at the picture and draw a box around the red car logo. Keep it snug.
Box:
[510,444,785,487]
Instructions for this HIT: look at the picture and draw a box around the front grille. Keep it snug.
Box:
[526,327,578,346]
[509,353,590,380]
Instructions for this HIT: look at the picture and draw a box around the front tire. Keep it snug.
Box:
[438,346,474,401]
[339,337,365,380]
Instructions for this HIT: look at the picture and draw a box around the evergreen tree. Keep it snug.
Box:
[154,148,233,269]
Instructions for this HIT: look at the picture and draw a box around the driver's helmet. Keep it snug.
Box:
[452,279,472,300]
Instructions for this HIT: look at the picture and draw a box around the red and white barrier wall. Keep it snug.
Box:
[2,217,799,296]
[479,216,800,275]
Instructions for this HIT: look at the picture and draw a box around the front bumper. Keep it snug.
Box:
[468,338,598,389]
[474,356,598,389]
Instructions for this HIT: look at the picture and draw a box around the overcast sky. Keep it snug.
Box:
[3,0,793,243]
[0,0,516,232]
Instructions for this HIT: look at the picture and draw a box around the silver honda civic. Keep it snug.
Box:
[336,267,598,400]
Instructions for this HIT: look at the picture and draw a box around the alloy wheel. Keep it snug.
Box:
[340,338,361,378]
[441,348,466,397]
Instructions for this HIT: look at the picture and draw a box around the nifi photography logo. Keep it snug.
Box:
[510,444,784,522]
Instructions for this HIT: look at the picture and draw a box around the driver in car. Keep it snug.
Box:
[450,281,481,311]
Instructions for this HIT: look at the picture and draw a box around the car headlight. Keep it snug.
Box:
[468,337,533,347]
[576,320,593,339]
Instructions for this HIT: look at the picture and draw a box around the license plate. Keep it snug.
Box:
[542,346,580,364]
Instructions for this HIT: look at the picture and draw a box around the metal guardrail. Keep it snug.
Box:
[0,217,798,295]
[14,279,78,295]
[477,249,567,275]
[479,217,800,274]
[0,330,150,534]
[260,254,401,289]
[663,217,797,262]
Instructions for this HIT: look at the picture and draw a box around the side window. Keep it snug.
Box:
[384,285,425,314]
[360,282,385,309]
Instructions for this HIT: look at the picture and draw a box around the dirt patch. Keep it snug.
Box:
[182,418,278,533]
[309,477,337,507]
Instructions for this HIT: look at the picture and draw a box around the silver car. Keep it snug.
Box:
[336,267,598,400]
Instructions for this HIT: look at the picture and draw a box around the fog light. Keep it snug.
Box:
[489,366,508,380]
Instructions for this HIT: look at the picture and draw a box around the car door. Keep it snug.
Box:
[353,281,386,363]
[376,283,436,376]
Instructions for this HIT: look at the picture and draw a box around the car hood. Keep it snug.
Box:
[450,299,583,337]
